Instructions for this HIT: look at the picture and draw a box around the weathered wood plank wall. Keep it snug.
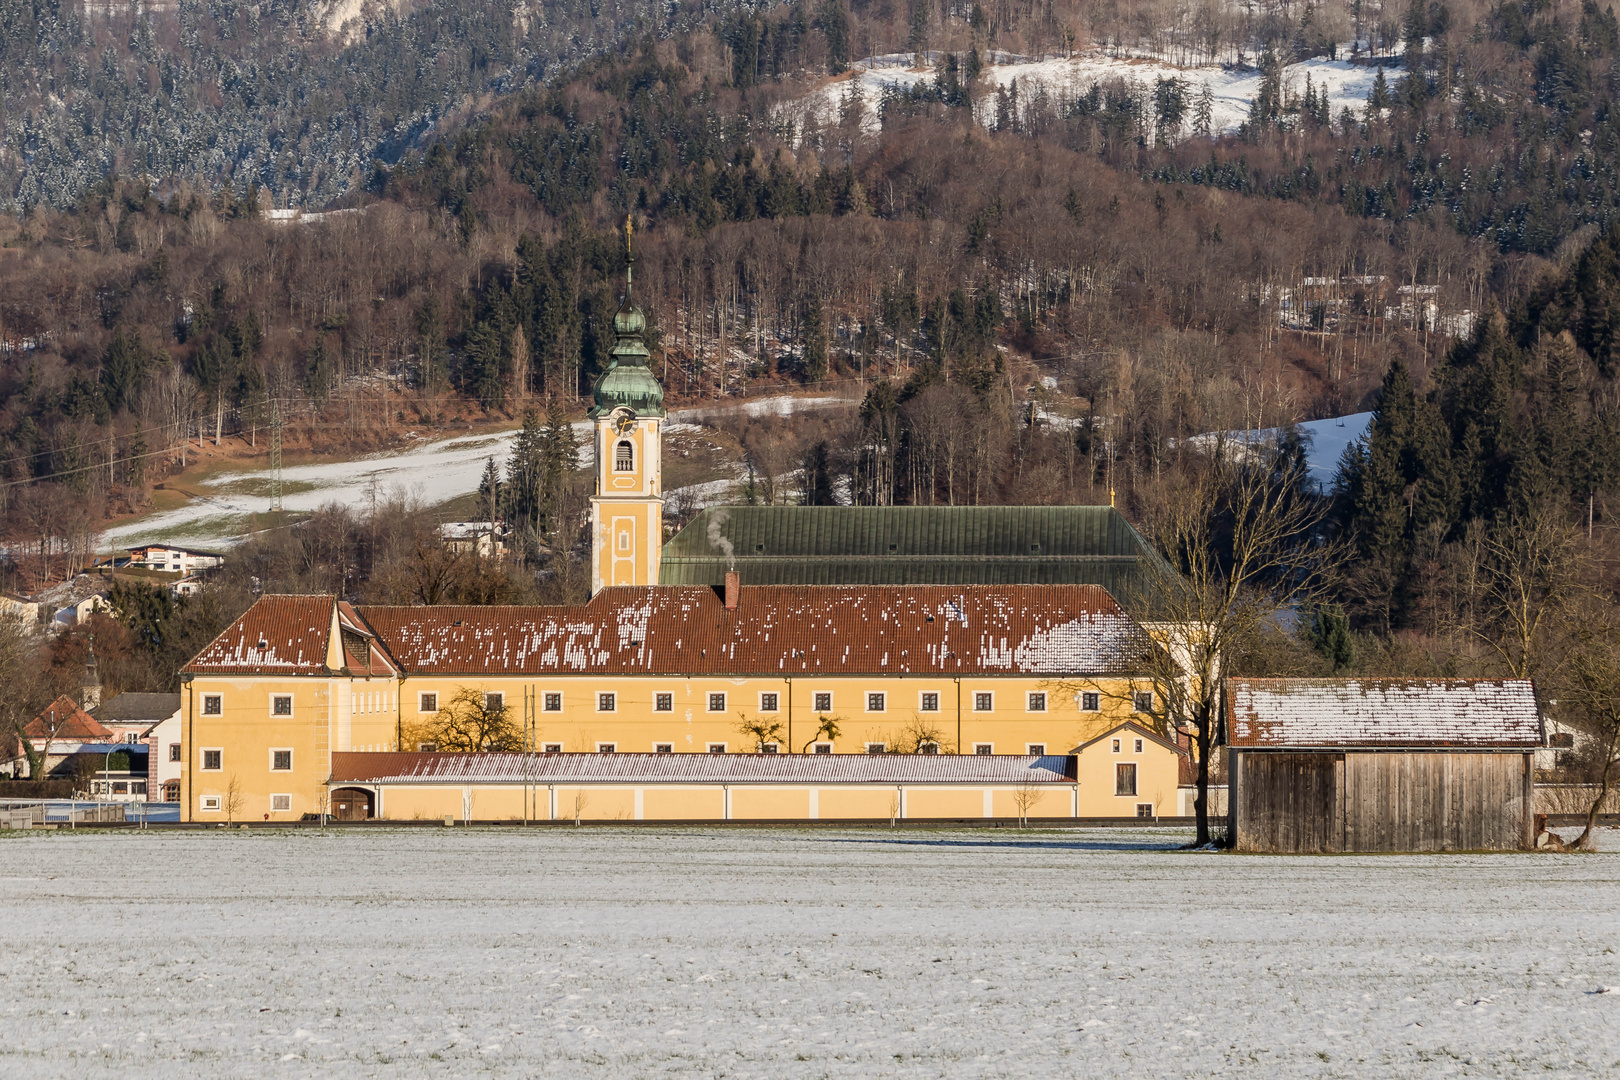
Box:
[1233,753,1339,853]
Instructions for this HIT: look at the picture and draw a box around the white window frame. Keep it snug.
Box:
[866,691,886,713]
[417,742,439,752]
[270,794,292,813]
[1080,691,1101,712]
[596,692,617,713]
[1134,738,1144,753]
[1026,692,1047,712]
[270,694,293,717]
[973,743,994,755]
[200,748,223,772]
[654,743,673,753]
[706,692,727,713]
[199,795,222,812]
[484,692,505,712]
[613,439,634,472]
[653,692,674,712]
[1136,803,1154,818]
[812,742,833,754]
[919,691,940,712]
[707,743,728,754]
[543,692,563,712]
[1112,738,1121,753]
[596,742,617,753]
[1026,743,1047,756]
[812,692,832,712]
[865,742,886,754]
[201,694,223,716]
[973,691,994,712]
[418,692,438,713]
[916,741,939,754]
[1134,691,1153,713]
[268,748,293,772]
[168,743,182,762]
[760,742,780,754]
[542,743,563,753]
[758,692,779,713]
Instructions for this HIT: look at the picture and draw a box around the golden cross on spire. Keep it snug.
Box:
[625,214,633,259]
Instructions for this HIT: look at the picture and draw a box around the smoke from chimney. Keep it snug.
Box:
[707,509,736,572]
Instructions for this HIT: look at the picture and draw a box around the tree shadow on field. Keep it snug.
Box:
[811,835,1187,854]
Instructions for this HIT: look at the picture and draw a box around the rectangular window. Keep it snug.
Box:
[419,692,438,713]
[920,692,939,712]
[654,743,673,753]
[112,782,128,794]
[866,692,886,713]
[597,743,616,753]
[812,743,832,754]
[543,743,562,753]
[973,692,993,712]
[168,743,182,763]
[1136,803,1154,818]
[201,749,222,771]
[865,742,886,754]
[654,693,673,712]
[761,743,780,754]
[917,742,939,754]
[417,742,439,752]
[485,692,505,712]
[201,694,223,716]
[199,795,222,812]
[271,795,292,812]
[271,750,292,771]
[1027,743,1046,756]
[1081,692,1101,712]
[1134,692,1153,713]
[707,743,727,753]
[759,692,779,712]
[1027,692,1047,712]
[597,692,616,712]
[132,782,146,796]
[813,692,832,712]
[1134,738,1144,753]
[1116,763,1138,797]
[543,693,562,712]
[707,693,726,712]
[974,743,993,755]
[271,695,293,716]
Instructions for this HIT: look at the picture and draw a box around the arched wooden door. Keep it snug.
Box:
[330,788,374,821]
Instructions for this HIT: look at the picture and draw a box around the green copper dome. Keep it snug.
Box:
[590,265,665,418]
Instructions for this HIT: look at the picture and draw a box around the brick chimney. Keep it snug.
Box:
[724,571,740,611]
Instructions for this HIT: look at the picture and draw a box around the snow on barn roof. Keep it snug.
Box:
[1226,678,1544,750]
[355,584,1149,676]
[331,751,1078,785]
[183,595,335,675]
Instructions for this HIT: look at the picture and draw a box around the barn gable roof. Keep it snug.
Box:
[1226,678,1544,749]
[354,584,1150,677]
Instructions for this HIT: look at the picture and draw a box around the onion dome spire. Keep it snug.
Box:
[590,215,665,418]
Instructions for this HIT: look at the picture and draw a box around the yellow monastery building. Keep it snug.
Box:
[175,240,1186,824]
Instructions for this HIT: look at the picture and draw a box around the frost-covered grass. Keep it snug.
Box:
[2,826,1618,1078]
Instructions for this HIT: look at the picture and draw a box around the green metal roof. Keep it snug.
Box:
[660,505,1166,606]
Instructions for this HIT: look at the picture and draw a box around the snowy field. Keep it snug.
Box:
[102,395,854,551]
[3,827,1618,1078]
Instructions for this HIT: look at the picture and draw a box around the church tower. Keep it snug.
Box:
[589,220,666,594]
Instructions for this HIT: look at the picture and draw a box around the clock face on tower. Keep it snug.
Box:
[613,411,636,435]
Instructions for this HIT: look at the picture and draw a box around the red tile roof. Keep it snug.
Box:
[1226,678,1544,749]
[354,584,1149,677]
[182,595,335,675]
[25,695,112,740]
[330,750,1079,785]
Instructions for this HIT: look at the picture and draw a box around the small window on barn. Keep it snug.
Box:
[1116,763,1137,797]
[201,695,223,716]
[973,692,993,712]
[419,692,438,713]
[707,692,727,712]
[1080,692,1100,712]
[1027,692,1047,712]
[614,441,634,472]
[1134,692,1153,713]
[920,692,940,712]
[543,693,562,712]
[271,695,293,716]
[654,693,673,712]
[813,692,832,711]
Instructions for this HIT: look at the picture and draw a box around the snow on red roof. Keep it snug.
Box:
[183,595,334,675]
[354,584,1148,676]
[1226,678,1544,749]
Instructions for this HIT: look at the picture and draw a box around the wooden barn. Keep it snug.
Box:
[1225,678,1543,853]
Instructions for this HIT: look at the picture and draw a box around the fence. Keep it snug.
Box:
[0,801,129,828]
